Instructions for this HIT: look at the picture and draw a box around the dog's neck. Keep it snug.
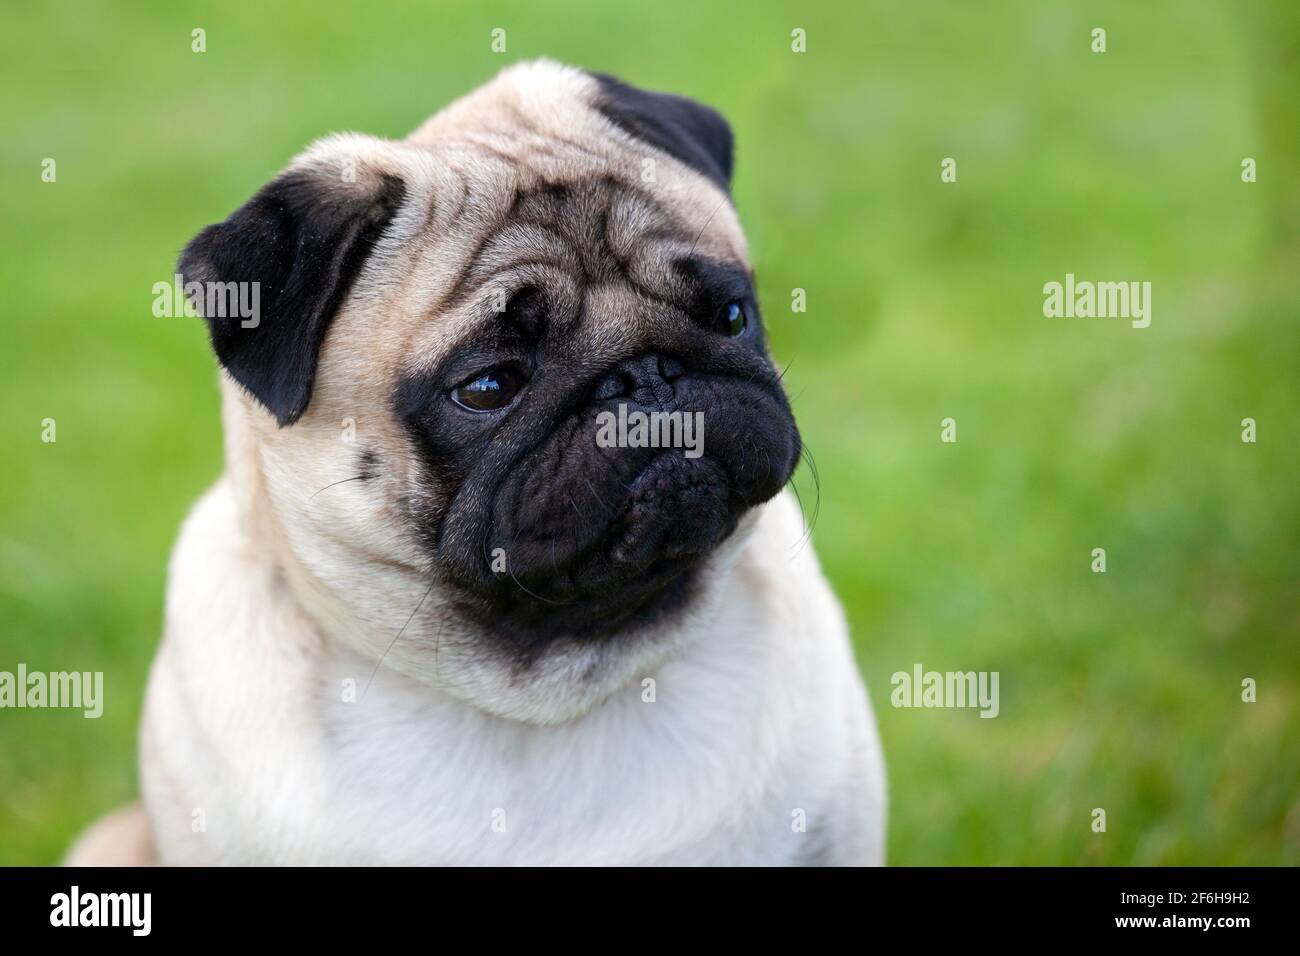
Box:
[213,377,744,724]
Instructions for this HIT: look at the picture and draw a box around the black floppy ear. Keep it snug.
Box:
[178,149,406,426]
[591,72,734,190]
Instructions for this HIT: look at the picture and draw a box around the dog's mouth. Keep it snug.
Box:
[608,454,733,567]
[426,358,801,647]
[453,450,739,642]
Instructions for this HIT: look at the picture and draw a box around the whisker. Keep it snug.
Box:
[580,475,615,516]
[506,566,571,606]
[687,196,728,259]
[789,473,808,530]
[503,525,572,606]
[740,351,794,391]
[790,444,822,557]
[363,579,435,698]
[310,474,367,499]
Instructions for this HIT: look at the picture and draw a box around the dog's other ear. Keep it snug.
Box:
[178,136,406,426]
[591,72,734,190]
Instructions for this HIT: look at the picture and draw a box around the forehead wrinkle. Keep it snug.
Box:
[477,177,686,294]
[556,283,649,367]
[471,220,574,279]
[409,157,745,364]
[604,194,669,257]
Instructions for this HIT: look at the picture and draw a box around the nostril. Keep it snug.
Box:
[594,354,683,403]
[658,355,684,381]
[592,373,626,401]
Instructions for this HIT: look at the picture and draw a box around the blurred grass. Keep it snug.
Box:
[1,0,1297,865]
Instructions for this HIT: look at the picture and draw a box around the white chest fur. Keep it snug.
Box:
[140,483,884,865]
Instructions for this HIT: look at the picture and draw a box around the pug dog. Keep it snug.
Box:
[65,60,885,866]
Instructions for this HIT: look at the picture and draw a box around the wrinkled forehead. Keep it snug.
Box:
[382,130,745,376]
[321,63,751,390]
[408,62,745,254]
[437,172,734,326]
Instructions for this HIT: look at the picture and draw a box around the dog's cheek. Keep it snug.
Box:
[675,379,801,505]
[499,416,639,571]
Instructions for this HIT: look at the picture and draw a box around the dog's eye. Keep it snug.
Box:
[721,301,749,337]
[450,368,525,412]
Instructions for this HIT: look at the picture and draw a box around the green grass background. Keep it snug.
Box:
[1,0,1296,865]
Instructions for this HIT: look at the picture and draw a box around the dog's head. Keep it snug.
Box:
[180,61,800,720]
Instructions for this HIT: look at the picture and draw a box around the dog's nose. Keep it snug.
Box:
[593,354,683,407]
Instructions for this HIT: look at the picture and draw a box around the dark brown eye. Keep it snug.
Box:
[450,368,525,412]
[722,301,748,337]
